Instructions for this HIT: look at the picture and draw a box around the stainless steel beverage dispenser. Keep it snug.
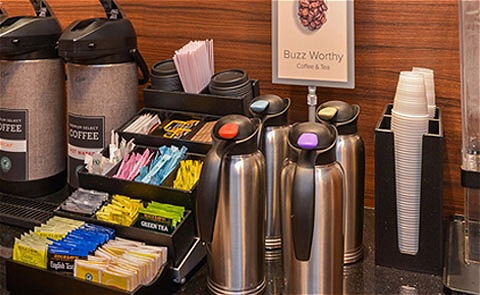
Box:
[0,0,65,197]
[249,94,290,257]
[444,1,480,294]
[281,122,344,295]
[196,115,266,295]
[58,0,148,187]
[317,100,365,264]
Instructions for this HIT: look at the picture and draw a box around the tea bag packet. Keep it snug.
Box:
[74,260,107,283]
[135,201,185,233]
[96,195,144,226]
[34,216,85,240]
[85,238,167,291]
[47,223,114,272]
[173,159,203,190]
[60,188,109,216]
[13,232,50,269]
[123,113,161,135]
[102,268,136,292]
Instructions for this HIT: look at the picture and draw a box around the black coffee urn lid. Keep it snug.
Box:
[0,0,61,60]
[58,0,137,65]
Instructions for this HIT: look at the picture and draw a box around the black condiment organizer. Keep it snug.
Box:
[78,145,204,210]
[142,79,260,116]
[374,103,444,275]
[117,108,219,154]
[54,209,195,267]
[6,259,175,295]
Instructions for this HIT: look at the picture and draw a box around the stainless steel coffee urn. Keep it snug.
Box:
[0,0,65,197]
[249,94,290,257]
[317,100,365,264]
[58,0,148,187]
[196,115,266,295]
[281,122,344,294]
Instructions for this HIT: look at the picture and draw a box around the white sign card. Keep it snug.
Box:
[272,0,355,88]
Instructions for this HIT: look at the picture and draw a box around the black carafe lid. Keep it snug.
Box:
[0,1,61,60]
[287,122,337,261]
[316,100,360,135]
[249,94,290,127]
[59,0,135,65]
[196,115,260,244]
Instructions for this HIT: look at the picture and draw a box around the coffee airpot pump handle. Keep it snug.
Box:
[196,139,232,243]
[131,48,150,85]
[30,0,54,17]
[99,0,125,19]
[291,134,317,261]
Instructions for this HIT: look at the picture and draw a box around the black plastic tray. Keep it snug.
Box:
[143,79,260,116]
[54,209,195,267]
[374,103,444,275]
[6,259,176,295]
[117,108,218,155]
[78,145,203,210]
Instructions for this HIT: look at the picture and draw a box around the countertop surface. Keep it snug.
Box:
[0,195,447,295]
[173,209,446,295]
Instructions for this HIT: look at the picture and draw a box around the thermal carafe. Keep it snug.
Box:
[58,0,148,187]
[0,0,65,197]
[317,100,365,264]
[281,122,344,294]
[249,94,290,255]
[196,115,266,295]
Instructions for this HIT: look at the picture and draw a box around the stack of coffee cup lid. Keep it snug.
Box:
[151,59,183,92]
[208,69,253,100]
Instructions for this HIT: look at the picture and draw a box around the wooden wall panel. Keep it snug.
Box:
[1,0,464,214]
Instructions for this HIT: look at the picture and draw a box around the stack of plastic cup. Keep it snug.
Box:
[391,71,429,255]
[412,67,436,118]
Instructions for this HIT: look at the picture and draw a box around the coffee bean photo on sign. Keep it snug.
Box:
[298,0,328,31]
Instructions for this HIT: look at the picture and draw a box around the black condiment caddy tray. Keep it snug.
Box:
[6,259,175,295]
[117,108,218,155]
[53,209,195,267]
[143,79,260,116]
[78,145,204,210]
[374,103,444,275]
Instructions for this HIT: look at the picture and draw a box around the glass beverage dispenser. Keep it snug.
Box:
[460,0,480,265]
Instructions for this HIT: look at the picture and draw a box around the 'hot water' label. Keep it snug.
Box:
[68,114,105,187]
[0,109,28,181]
